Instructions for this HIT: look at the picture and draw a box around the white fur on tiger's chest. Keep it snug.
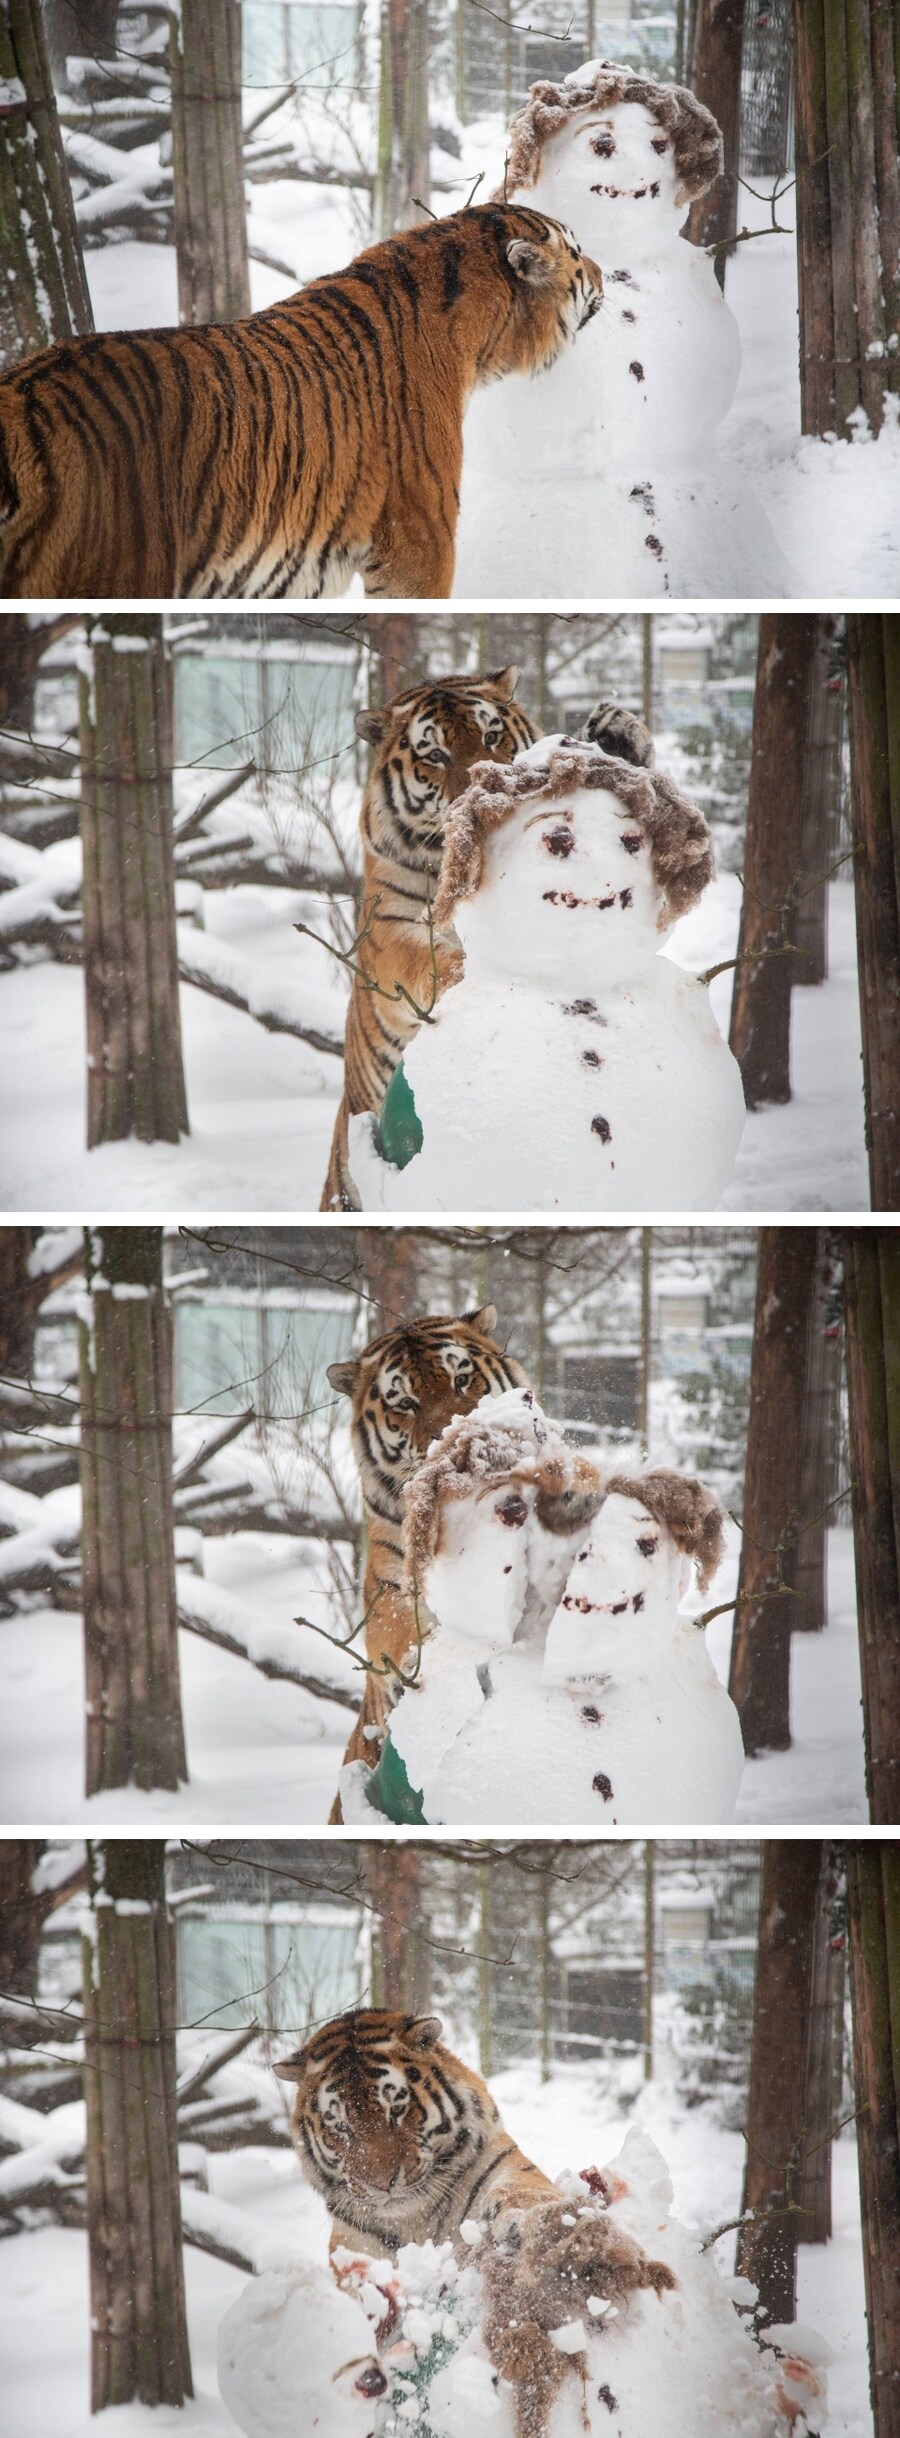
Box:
[348,770,745,1213]
[454,88,793,598]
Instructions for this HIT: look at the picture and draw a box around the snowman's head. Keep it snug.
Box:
[217,2266,388,2438]
[545,1468,724,1679]
[434,740,712,991]
[402,1386,603,1649]
[499,63,722,257]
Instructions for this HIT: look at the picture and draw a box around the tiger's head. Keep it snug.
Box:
[274,2007,499,2246]
[327,1305,530,1523]
[358,668,538,877]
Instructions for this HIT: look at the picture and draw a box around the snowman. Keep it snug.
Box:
[453,62,794,598]
[346,738,745,1215]
[339,1388,744,1829]
[217,2260,389,2438]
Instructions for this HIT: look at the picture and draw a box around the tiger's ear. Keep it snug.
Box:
[464,1303,497,1335]
[327,1358,360,1395]
[405,2015,444,2049]
[507,237,555,287]
[356,708,387,745]
[485,665,519,701]
[272,2048,310,2083]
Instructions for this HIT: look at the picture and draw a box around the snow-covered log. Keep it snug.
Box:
[176,924,344,1057]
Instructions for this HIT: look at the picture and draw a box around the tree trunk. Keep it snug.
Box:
[374,0,430,237]
[170,0,251,326]
[686,0,745,287]
[792,0,899,437]
[846,1841,900,2438]
[83,1840,193,2412]
[736,1839,823,2324]
[795,1843,842,2241]
[793,620,845,988]
[80,1228,188,1796]
[793,1229,842,1632]
[729,615,818,1107]
[80,617,189,1148]
[841,1229,900,1824]
[366,615,426,708]
[358,1228,423,1337]
[0,0,93,367]
[845,616,900,1211]
[0,1223,85,1378]
[363,1845,426,2008]
[0,1841,47,1994]
[728,1227,819,1752]
[478,1853,492,2078]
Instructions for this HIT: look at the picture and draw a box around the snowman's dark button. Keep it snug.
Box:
[582,1049,603,1067]
[598,2389,618,2414]
[591,1115,612,1143]
[646,534,664,556]
[629,360,645,381]
[582,1705,602,1722]
[622,308,636,322]
[593,1773,614,1801]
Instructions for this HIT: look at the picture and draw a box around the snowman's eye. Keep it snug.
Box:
[591,131,615,157]
[354,2366,388,2399]
[651,137,668,154]
[496,1495,529,1528]
[543,824,575,857]
[620,832,642,854]
[637,1535,658,1557]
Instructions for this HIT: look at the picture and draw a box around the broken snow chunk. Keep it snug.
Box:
[549,2319,588,2354]
[587,2295,613,2317]
[459,2218,483,2246]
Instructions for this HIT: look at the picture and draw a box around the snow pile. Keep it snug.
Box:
[349,740,744,1213]
[454,66,793,599]
[342,1388,743,1825]
[217,2131,830,2438]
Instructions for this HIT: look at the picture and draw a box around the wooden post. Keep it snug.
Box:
[845,1842,900,2438]
[794,621,845,989]
[792,0,899,437]
[538,1855,552,2085]
[736,1840,823,2324]
[728,1228,819,1753]
[80,617,189,1149]
[793,1229,842,1632]
[686,0,745,286]
[0,0,93,368]
[170,0,251,326]
[841,1229,900,1824]
[845,616,900,1212]
[795,1844,841,2240]
[729,616,818,1108]
[83,1841,192,2412]
[478,1854,492,2079]
[80,1229,188,1797]
[643,1840,654,2081]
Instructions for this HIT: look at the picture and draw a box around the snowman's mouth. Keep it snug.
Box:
[590,181,660,200]
[543,888,633,911]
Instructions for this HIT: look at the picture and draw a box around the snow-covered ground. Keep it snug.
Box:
[0,2056,871,2438]
[0,1519,866,1825]
[0,875,867,1213]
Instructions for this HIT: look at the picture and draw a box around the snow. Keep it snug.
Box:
[0,2055,871,2438]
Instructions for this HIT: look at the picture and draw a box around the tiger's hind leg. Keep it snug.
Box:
[364,518,455,601]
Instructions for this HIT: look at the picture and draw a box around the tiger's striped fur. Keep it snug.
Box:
[320,687,653,1211]
[0,206,601,601]
[273,2008,557,2256]
[321,668,539,1210]
[326,1304,529,1819]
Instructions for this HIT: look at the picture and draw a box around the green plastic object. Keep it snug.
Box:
[376,1061,423,1169]
[364,1734,427,1824]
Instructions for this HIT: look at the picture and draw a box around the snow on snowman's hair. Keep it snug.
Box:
[402,1398,603,1591]
[432,741,714,929]
[604,1467,725,1592]
[498,60,723,207]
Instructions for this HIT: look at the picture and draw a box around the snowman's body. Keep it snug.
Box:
[453,81,793,599]
[385,1483,743,1827]
[347,747,745,1215]
[217,2263,388,2438]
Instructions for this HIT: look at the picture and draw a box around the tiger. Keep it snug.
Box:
[272,2006,561,2254]
[326,1303,529,1821]
[320,685,654,1210]
[0,205,601,601]
[320,667,539,1209]
[272,2007,677,2420]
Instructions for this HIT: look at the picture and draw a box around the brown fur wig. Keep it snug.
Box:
[499,62,723,209]
[432,743,713,930]
[605,1467,725,1593]
[480,2200,677,2438]
[402,1399,603,1593]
